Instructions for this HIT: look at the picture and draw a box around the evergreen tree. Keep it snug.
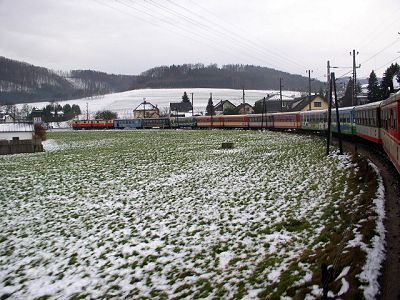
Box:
[367,70,380,103]
[380,63,399,100]
[206,96,215,116]
[340,78,353,107]
[182,91,190,103]
[71,104,81,116]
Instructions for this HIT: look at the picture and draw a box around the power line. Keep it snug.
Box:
[117,0,290,70]
[360,37,400,65]
[375,54,400,72]
[93,0,272,66]
[168,0,308,72]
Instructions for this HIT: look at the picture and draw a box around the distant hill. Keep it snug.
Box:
[1,57,325,104]
[138,64,325,92]
[0,57,137,104]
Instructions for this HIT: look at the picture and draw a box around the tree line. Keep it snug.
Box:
[138,63,325,91]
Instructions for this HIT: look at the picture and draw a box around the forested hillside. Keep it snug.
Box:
[138,64,325,91]
[1,57,325,104]
[0,57,136,104]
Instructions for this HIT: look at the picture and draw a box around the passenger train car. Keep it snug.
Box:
[355,101,382,144]
[380,92,400,172]
[71,119,114,130]
[71,91,400,172]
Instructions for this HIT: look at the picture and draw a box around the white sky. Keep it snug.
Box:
[1,0,399,81]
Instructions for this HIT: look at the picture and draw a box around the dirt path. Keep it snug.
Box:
[335,139,400,299]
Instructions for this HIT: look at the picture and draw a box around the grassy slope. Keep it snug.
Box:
[0,130,380,299]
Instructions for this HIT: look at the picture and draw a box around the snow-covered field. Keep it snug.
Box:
[0,130,383,299]
[17,88,301,119]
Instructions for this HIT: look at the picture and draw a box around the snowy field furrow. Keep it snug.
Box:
[0,130,382,299]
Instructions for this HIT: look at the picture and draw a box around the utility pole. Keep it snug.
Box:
[86,102,89,120]
[307,70,313,111]
[261,97,265,129]
[190,92,194,116]
[350,50,359,106]
[242,87,245,105]
[279,78,283,112]
[143,98,146,119]
[332,72,343,155]
[210,92,213,127]
[327,61,331,98]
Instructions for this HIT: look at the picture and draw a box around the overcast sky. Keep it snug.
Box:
[1,0,399,81]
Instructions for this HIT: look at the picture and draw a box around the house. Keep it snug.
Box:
[237,103,254,114]
[0,113,15,123]
[290,94,329,111]
[133,101,160,118]
[256,94,296,113]
[170,102,193,114]
[0,123,44,155]
[214,100,236,115]
[31,110,44,124]
[0,123,34,141]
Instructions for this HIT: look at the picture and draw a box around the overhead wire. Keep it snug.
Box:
[137,0,282,67]
[134,0,300,72]
[92,0,270,67]
[166,0,308,71]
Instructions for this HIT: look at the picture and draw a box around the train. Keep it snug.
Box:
[71,91,400,173]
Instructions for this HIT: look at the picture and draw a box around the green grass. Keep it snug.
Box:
[0,130,381,299]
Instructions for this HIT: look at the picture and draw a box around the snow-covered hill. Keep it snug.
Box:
[19,88,301,119]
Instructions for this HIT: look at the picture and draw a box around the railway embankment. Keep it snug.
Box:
[333,138,400,300]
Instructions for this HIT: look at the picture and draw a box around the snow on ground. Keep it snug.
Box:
[0,130,378,298]
[16,88,301,119]
[358,162,386,300]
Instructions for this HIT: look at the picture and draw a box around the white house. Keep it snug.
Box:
[0,123,34,141]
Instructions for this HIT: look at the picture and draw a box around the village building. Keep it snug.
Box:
[31,110,44,124]
[255,94,296,113]
[0,123,34,141]
[0,112,15,123]
[0,123,43,155]
[289,94,329,111]
[214,100,236,115]
[170,102,193,116]
[236,103,254,114]
[133,101,160,118]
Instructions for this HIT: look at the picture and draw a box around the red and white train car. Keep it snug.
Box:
[220,115,249,128]
[248,113,274,129]
[72,120,114,130]
[380,91,400,172]
[196,116,224,128]
[355,101,382,144]
[272,112,301,129]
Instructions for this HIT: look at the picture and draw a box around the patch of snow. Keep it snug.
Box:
[338,278,350,296]
[358,161,386,300]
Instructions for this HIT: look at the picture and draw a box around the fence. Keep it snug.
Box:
[0,139,43,155]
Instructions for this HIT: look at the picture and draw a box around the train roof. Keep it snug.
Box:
[354,101,382,111]
[300,109,327,115]
[381,90,400,107]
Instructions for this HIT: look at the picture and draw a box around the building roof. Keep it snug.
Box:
[170,102,193,112]
[134,101,158,111]
[289,94,327,111]
[214,100,236,111]
[0,123,34,132]
[266,94,295,101]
